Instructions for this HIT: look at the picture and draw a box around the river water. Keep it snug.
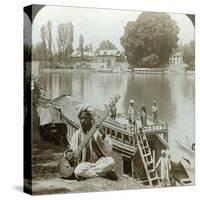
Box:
[40,69,195,165]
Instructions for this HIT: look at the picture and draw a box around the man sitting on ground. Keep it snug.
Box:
[66,105,118,181]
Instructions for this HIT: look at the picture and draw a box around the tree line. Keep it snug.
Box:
[32,21,118,65]
[30,12,194,69]
[32,20,74,65]
[177,40,195,68]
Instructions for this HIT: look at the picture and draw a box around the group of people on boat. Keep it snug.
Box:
[127,99,159,128]
[110,98,159,129]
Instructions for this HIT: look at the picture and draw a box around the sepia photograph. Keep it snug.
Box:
[24,4,195,195]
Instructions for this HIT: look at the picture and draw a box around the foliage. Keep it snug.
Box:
[36,21,53,63]
[175,40,195,68]
[84,45,90,52]
[57,22,74,63]
[40,25,47,60]
[121,12,179,68]
[183,40,195,67]
[46,21,53,62]
[33,21,74,66]
[79,34,84,61]
[139,54,160,68]
[96,40,117,52]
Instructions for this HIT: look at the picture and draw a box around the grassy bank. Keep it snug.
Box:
[32,141,143,195]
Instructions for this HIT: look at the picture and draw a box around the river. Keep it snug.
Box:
[39,69,195,167]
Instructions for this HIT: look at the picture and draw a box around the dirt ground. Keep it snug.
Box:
[32,141,144,195]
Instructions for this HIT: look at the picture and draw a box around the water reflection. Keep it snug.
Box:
[40,69,195,161]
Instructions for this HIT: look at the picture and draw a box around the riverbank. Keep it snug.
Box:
[39,67,195,75]
[32,141,144,195]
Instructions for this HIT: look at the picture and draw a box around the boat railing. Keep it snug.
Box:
[105,117,129,131]
[105,112,168,133]
[135,111,163,124]
[50,103,168,149]
[144,122,168,132]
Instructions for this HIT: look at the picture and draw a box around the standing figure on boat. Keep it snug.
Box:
[140,104,147,128]
[155,149,171,187]
[67,105,118,181]
[110,97,117,121]
[152,100,158,124]
[127,99,136,130]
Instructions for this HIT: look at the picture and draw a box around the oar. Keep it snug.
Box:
[186,136,190,149]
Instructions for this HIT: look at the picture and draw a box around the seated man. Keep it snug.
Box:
[67,105,118,181]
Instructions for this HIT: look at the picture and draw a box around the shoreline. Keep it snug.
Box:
[39,68,195,75]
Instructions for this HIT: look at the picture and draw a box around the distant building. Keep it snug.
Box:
[94,50,123,68]
[70,49,125,70]
[169,52,183,64]
[70,50,94,62]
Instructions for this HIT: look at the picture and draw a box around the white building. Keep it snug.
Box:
[169,52,183,64]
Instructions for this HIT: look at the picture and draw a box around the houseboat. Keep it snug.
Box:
[38,95,191,186]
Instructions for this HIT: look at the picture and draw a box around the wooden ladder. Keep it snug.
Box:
[136,129,160,186]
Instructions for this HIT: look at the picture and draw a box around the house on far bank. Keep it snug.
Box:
[70,50,94,62]
[168,52,187,73]
[169,52,183,65]
[94,50,124,69]
[70,50,95,69]
[70,49,127,70]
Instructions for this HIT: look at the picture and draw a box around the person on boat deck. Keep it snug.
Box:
[152,100,158,124]
[127,99,136,128]
[191,143,195,151]
[155,149,171,187]
[140,104,147,128]
[66,105,118,181]
[110,101,117,121]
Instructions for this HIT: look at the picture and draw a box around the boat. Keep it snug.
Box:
[97,65,113,72]
[170,159,192,186]
[121,68,133,73]
[97,64,121,73]
[175,140,195,160]
[37,94,192,186]
[97,68,113,73]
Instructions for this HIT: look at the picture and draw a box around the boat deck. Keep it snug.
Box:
[43,95,168,153]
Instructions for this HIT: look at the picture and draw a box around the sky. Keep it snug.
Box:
[31,5,195,51]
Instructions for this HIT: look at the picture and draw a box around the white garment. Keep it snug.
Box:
[156,156,171,183]
[70,128,114,178]
[152,105,158,113]
[74,157,115,178]
[128,105,135,122]
[152,105,158,123]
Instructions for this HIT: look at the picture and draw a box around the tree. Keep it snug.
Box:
[32,42,42,61]
[66,22,74,61]
[96,40,117,52]
[46,20,53,63]
[57,23,67,62]
[84,45,90,52]
[79,34,84,61]
[89,43,93,52]
[183,40,195,67]
[176,40,195,68]
[40,25,47,61]
[121,12,179,68]
[56,22,74,63]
